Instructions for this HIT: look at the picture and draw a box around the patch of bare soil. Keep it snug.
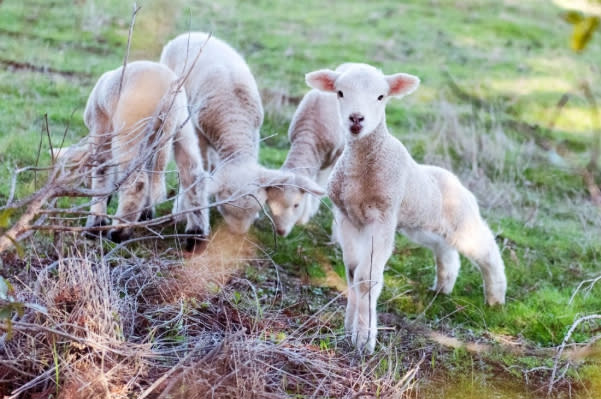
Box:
[0,58,90,79]
[177,223,257,297]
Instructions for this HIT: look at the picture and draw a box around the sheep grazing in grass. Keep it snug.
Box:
[83,60,209,250]
[160,32,324,234]
[306,63,507,353]
[266,89,344,237]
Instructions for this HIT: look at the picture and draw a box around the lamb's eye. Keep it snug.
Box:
[294,203,300,209]
[337,90,344,98]
[377,94,384,101]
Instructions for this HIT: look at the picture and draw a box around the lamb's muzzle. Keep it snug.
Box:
[349,113,364,134]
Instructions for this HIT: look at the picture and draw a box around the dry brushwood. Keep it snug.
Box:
[0,249,420,398]
[0,16,216,253]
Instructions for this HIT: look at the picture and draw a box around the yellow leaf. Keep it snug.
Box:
[4,235,25,259]
[571,16,600,51]
[562,10,584,25]
[0,208,14,229]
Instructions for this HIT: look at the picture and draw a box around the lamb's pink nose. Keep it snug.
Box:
[349,113,364,124]
[349,113,364,134]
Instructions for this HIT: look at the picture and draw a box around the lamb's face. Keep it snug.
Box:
[211,165,325,235]
[334,66,390,138]
[305,64,420,139]
[216,192,264,235]
[266,186,306,236]
[211,166,265,234]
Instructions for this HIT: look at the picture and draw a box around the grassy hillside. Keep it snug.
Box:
[1,0,600,397]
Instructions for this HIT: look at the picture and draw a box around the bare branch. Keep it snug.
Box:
[117,3,141,98]
[547,314,601,397]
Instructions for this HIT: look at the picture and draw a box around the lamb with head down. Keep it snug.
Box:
[266,88,344,237]
[160,32,324,234]
[80,60,209,250]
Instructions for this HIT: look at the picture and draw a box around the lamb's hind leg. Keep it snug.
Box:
[433,243,460,295]
[403,230,460,295]
[453,221,506,305]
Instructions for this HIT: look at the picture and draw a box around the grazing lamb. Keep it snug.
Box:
[306,63,507,353]
[160,32,324,234]
[84,60,209,250]
[266,89,344,237]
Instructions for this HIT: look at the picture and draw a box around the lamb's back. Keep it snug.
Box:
[289,90,343,161]
[160,33,263,159]
[420,164,480,234]
[86,61,177,132]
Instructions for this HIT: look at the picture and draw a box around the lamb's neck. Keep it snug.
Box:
[346,120,388,162]
[282,137,321,178]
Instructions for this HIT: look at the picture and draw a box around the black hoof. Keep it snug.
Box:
[84,218,110,240]
[107,229,130,244]
[139,208,154,222]
[184,229,208,253]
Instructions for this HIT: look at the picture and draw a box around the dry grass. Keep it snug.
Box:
[419,99,601,236]
[0,243,419,398]
[423,99,537,214]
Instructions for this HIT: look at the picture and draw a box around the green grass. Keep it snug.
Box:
[1,0,601,397]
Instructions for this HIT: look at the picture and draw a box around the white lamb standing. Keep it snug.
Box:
[83,60,209,250]
[266,88,344,237]
[160,32,324,234]
[306,63,507,353]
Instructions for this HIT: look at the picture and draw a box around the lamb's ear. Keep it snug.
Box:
[294,175,325,196]
[305,69,340,92]
[259,168,325,196]
[385,73,420,98]
[258,168,292,187]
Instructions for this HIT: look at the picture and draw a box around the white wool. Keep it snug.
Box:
[306,63,507,353]
[266,89,344,237]
[82,60,209,245]
[161,32,323,234]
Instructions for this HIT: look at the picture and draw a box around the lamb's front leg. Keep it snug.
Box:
[173,123,210,251]
[86,134,114,232]
[352,220,396,353]
[334,211,361,337]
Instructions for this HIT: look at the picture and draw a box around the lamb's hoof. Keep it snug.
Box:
[107,228,131,244]
[485,283,506,306]
[486,296,505,306]
[184,228,208,253]
[84,218,110,240]
[430,285,453,296]
[139,208,154,222]
[354,330,376,355]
